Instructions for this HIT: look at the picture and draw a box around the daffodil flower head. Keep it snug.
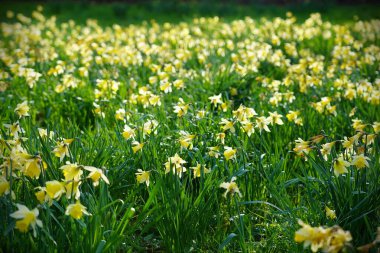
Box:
[10,204,42,237]
[65,200,91,219]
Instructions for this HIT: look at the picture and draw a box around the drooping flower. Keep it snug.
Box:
[10,204,42,237]
[223,147,237,161]
[333,156,350,176]
[60,162,83,181]
[14,101,30,118]
[45,180,65,200]
[83,166,110,187]
[164,153,187,178]
[325,206,337,219]
[132,141,144,154]
[135,169,150,186]
[220,177,242,198]
[351,154,370,169]
[190,163,210,178]
[208,93,223,107]
[53,138,74,162]
[65,200,91,219]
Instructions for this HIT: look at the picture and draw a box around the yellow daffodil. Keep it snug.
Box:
[351,154,370,169]
[83,166,109,186]
[190,163,210,178]
[14,101,30,118]
[60,162,83,181]
[135,169,150,186]
[65,200,91,219]
[333,156,350,176]
[325,206,337,219]
[10,204,42,237]
[220,177,242,198]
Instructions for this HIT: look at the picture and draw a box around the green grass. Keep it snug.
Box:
[1,1,380,25]
[0,4,380,253]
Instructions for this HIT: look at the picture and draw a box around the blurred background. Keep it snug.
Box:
[1,0,380,25]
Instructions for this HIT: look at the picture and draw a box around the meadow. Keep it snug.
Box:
[0,3,380,252]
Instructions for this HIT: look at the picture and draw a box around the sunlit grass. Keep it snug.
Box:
[0,6,379,252]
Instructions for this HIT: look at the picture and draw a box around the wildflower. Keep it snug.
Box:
[60,162,82,181]
[115,108,126,121]
[164,153,187,178]
[178,131,196,150]
[320,141,336,160]
[208,93,223,107]
[4,122,23,139]
[220,118,235,133]
[352,119,366,131]
[333,156,350,176]
[190,163,210,178]
[286,110,300,122]
[122,124,135,140]
[294,220,331,252]
[53,138,74,162]
[143,120,158,135]
[240,121,255,136]
[268,111,284,125]
[220,177,242,198]
[65,200,91,219]
[216,132,226,144]
[373,122,380,133]
[149,94,161,106]
[196,110,207,119]
[173,79,185,89]
[34,187,49,204]
[256,116,271,132]
[132,141,144,153]
[351,154,370,169]
[224,147,237,161]
[160,81,172,93]
[135,169,150,186]
[173,98,189,117]
[14,101,30,118]
[325,206,336,219]
[38,128,54,139]
[83,166,109,187]
[10,204,42,237]
[208,146,220,158]
[325,226,352,253]
[65,180,81,200]
[0,176,10,196]
[21,154,42,179]
[293,138,311,157]
[45,180,65,200]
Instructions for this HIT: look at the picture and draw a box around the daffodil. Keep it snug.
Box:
[65,180,81,200]
[83,166,109,186]
[164,153,187,178]
[122,124,135,140]
[10,204,42,237]
[14,101,30,118]
[0,176,10,196]
[60,162,83,181]
[208,93,223,107]
[65,200,91,219]
[190,163,210,178]
[220,177,242,198]
[45,180,65,200]
[333,156,350,176]
[351,154,370,169]
[135,169,150,186]
[325,206,336,219]
[294,220,331,252]
[53,138,74,161]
